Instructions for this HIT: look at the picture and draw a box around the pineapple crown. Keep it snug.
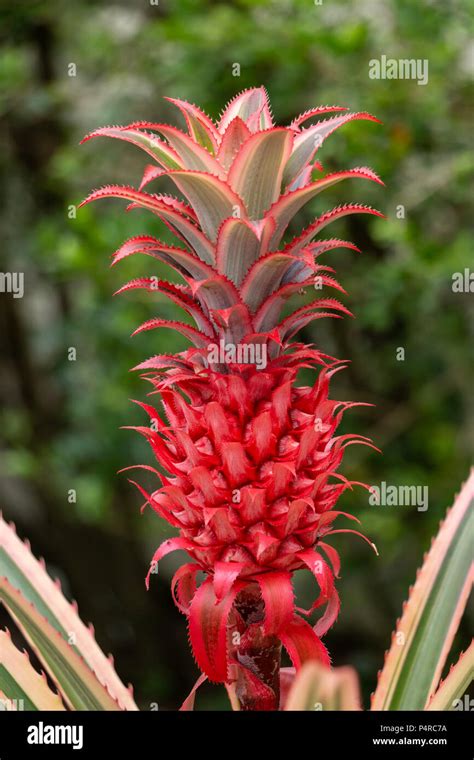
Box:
[80,86,383,374]
[81,88,382,696]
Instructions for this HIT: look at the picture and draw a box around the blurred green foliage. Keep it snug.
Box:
[0,0,472,709]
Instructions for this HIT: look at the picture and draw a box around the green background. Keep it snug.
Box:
[0,0,472,709]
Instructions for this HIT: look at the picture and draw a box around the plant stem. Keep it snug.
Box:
[232,585,282,710]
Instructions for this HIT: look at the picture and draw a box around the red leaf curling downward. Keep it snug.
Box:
[279,615,330,670]
[255,571,295,635]
[189,577,243,683]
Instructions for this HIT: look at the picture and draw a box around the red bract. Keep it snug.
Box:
[81,87,382,709]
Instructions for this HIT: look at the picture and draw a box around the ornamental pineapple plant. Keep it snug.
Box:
[0,88,470,714]
[79,87,384,710]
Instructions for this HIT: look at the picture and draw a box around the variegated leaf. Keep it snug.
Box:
[164,97,220,154]
[80,127,183,169]
[254,275,346,332]
[112,237,217,280]
[80,188,215,264]
[126,122,224,177]
[240,252,301,313]
[79,185,193,219]
[290,105,348,129]
[283,113,381,189]
[285,661,362,710]
[371,471,474,710]
[228,129,293,219]
[278,298,352,342]
[0,515,136,710]
[0,577,123,710]
[132,319,211,348]
[267,169,384,249]
[0,629,66,711]
[190,277,241,312]
[217,117,251,171]
[219,87,272,132]
[164,171,246,242]
[115,275,215,338]
[283,204,385,257]
[427,643,474,711]
[216,218,260,286]
[211,304,254,347]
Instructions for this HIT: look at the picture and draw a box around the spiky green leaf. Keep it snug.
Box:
[0,515,136,710]
[371,472,474,710]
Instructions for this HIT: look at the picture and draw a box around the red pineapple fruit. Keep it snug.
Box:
[80,87,382,710]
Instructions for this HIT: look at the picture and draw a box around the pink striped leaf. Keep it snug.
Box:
[132,319,212,348]
[164,97,220,154]
[285,661,361,711]
[126,122,224,177]
[278,298,353,342]
[0,629,66,710]
[216,218,261,286]
[80,187,215,263]
[267,168,384,249]
[254,274,346,332]
[219,87,273,132]
[283,204,385,257]
[0,515,136,710]
[112,239,216,281]
[290,105,348,129]
[217,117,251,170]
[283,112,381,189]
[80,126,183,169]
[372,471,474,710]
[426,642,474,711]
[240,251,309,313]
[163,170,246,242]
[227,128,293,219]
